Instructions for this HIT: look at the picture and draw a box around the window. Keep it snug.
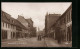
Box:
[12,25,13,29]
[61,18,63,24]
[7,24,8,28]
[64,18,66,23]
[2,30,7,39]
[6,23,7,28]
[67,14,68,23]
[66,14,67,23]
[11,25,12,29]
[3,22,4,27]
[9,19,10,22]
[12,20,14,23]
[9,24,11,28]
[13,25,14,29]
[68,12,70,22]
[58,22,59,25]
[8,24,9,28]
[14,26,16,29]
[60,19,62,25]
[11,32,13,38]
[13,32,15,38]
[60,19,63,25]
[69,11,71,21]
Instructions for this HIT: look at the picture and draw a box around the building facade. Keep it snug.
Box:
[65,4,72,41]
[46,4,72,42]
[17,15,36,37]
[1,11,27,40]
[26,18,36,37]
[45,13,61,37]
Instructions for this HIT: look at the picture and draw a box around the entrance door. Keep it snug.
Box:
[1,30,7,39]
[67,26,72,41]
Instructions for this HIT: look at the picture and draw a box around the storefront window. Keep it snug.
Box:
[1,30,7,39]
[68,12,70,23]
[6,23,7,28]
[8,24,9,28]
[3,22,4,27]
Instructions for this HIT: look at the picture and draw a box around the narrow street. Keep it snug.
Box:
[1,37,72,47]
[1,3,72,47]
[1,37,46,47]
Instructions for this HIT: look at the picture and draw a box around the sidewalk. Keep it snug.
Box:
[1,37,30,42]
[45,38,72,47]
[1,39,18,42]
[1,37,46,47]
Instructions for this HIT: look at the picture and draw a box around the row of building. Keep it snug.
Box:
[45,4,72,42]
[1,11,36,40]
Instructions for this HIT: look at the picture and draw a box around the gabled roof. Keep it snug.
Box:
[61,3,72,16]
[1,11,10,23]
[25,18,33,26]
[25,19,29,23]
[15,19,27,30]
[1,11,27,30]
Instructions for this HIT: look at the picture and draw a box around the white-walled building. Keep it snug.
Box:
[1,11,28,40]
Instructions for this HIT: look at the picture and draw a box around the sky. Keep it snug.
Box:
[1,2,72,31]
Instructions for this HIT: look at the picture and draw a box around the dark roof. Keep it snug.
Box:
[25,18,33,26]
[1,11,27,30]
[49,14,61,17]
[15,20,27,30]
[1,11,10,23]
[25,19,29,23]
[61,4,72,17]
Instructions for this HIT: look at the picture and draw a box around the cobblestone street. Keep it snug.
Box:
[1,37,72,47]
[1,3,72,48]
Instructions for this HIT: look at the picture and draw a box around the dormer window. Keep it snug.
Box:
[12,20,14,23]
[28,25,30,27]
[8,19,10,22]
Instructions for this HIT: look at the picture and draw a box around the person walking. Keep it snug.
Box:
[37,35,40,40]
[55,26,62,44]
[39,35,42,41]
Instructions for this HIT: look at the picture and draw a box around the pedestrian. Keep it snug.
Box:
[38,35,41,41]
[55,26,62,44]
[37,35,39,40]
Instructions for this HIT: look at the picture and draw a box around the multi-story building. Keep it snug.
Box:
[17,15,28,28]
[17,15,29,37]
[25,18,36,37]
[15,20,28,38]
[65,4,72,41]
[31,27,36,37]
[1,11,27,40]
[45,13,61,37]
[48,3,72,42]
[17,15,36,37]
